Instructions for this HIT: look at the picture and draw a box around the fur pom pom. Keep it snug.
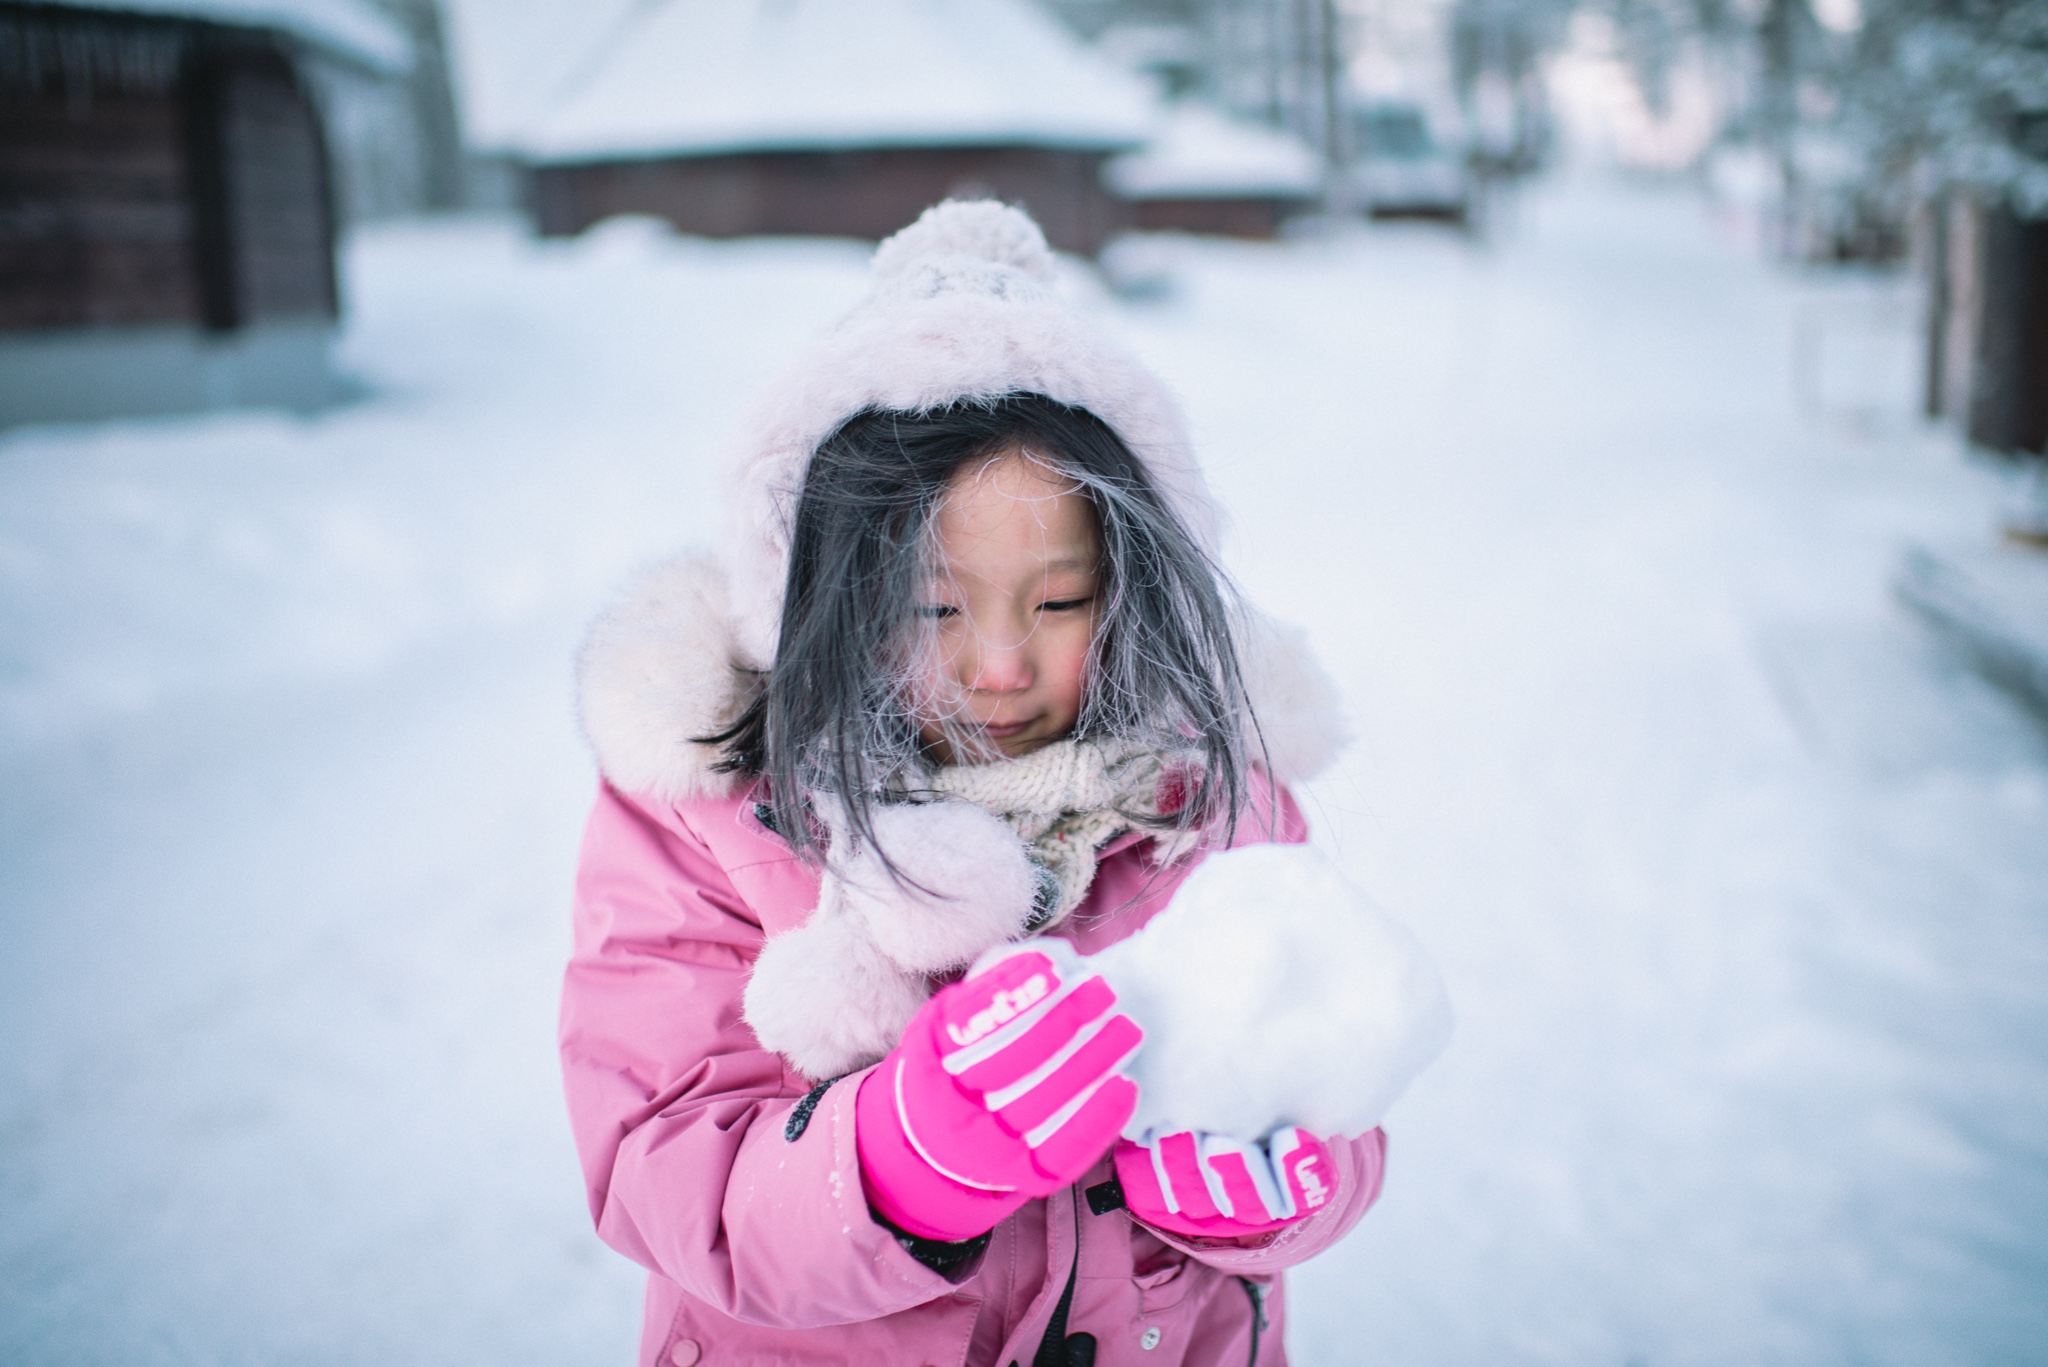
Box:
[742,914,929,1081]
[869,199,1059,305]
[741,799,1041,1079]
[832,800,1041,974]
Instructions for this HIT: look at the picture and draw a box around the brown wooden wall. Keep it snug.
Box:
[1924,194,2048,456]
[1966,206,2048,456]
[0,6,336,335]
[0,12,194,329]
[531,145,1133,257]
[1132,196,1293,240]
[188,42,337,327]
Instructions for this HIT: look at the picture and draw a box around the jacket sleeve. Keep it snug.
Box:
[558,781,958,1329]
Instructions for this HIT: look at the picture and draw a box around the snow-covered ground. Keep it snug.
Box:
[4,178,2044,1366]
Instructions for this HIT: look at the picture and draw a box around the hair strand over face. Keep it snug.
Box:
[702,393,1260,873]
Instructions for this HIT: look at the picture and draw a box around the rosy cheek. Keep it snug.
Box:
[1049,635,1092,711]
[908,625,968,710]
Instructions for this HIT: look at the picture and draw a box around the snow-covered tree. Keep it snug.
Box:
[1844,0,2048,213]
[1450,0,1572,172]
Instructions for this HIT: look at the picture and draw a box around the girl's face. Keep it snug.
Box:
[916,449,1101,763]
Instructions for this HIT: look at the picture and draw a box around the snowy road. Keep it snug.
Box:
[4,180,2044,1366]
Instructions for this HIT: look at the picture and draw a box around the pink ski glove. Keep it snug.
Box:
[1114,1126,1338,1239]
[855,942,1144,1242]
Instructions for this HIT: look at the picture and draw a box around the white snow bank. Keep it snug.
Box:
[509,0,1154,163]
[1105,102,1321,201]
[1091,843,1452,1141]
[1895,542,2048,721]
[0,216,874,745]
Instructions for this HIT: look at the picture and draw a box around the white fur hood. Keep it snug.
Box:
[581,199,1351,808]
[572,199,1354,1081]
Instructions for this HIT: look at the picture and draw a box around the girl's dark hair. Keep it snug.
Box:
[707,392,1253,866]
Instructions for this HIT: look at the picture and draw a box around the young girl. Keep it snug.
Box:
[563,201,1390,1366]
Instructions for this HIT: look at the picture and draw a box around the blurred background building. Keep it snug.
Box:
[510,0,1152,255]
[0,0,412,424]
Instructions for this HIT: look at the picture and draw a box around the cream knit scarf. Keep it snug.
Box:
[914,737,1192,925]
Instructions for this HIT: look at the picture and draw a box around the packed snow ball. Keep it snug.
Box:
[1090,843,1453,1141]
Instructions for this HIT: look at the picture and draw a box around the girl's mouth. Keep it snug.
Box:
[980,718,1032,739]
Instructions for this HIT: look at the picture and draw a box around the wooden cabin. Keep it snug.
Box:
[0,0,407,426]
[508,0,1152,257]
[1103,100,1320,239]
[531,144,1134,259]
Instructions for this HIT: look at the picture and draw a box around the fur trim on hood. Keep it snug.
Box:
[576,552,756,804]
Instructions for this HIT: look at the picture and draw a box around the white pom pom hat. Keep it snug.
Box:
[719,199,1222,670]
[577,198,1348,810]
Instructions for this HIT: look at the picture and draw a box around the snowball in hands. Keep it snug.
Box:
[1088,843,1452,1141]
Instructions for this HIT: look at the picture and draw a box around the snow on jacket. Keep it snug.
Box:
[562,556,1382,1367]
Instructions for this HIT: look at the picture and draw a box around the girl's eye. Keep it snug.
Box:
[1040,596,1094,613]
[916,604,960,619]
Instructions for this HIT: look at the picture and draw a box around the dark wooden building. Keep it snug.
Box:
[1102,101,1320,240]
[531,144,1135,259]
[0,0,405,425]
[1924,192,2048,456]
[509,0,1152,257]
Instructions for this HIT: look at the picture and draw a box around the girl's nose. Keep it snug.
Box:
[967,640,1033,694]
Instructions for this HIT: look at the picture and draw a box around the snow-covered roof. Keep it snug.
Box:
[504,0,1155,164]
[1104,101,1322,201]
[40,0,411,73]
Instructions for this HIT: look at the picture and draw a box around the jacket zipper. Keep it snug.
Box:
[1238,1277,1268,1366]
[1029,1188,1096,1367]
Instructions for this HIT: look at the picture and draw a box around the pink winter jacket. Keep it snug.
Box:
[561,775,1386,1367]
